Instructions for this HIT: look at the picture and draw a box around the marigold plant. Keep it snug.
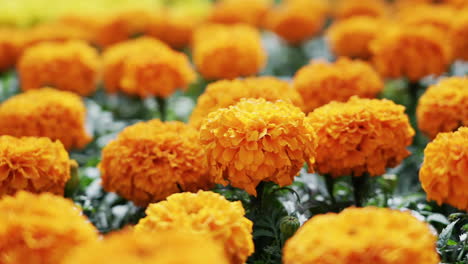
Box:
[307,97,414,177]
[193,24,266,80]
[420,127,468,211]
[18,40,100,96]
[294,58,384,112]
[417,77,468,139]
[135,190,254,264]
[333,0,388,20]
[23,22,93,49]
[451,9,468,60]
[0,28,23,71]
[189,77,304,128]
[283,207,440,264]
[0,191,98,264]
[209,0,271,27]
[0,88,91,150]
[397,4,455,33]
[200,98,316,195]
[100,119,212,207]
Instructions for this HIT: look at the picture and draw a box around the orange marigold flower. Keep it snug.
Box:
[284,207,440,264]
[420,127,468,211]
[417,77,468,139]
[193,24,267,80]
[451,9,468,60]
[334,0,388,20]
[200,98,316,195]
[0,136,71,197]
[294,58,384,113]
[100,120,212,207]
[189,77,304,129]
[209,0,272,27]
[0,28,24,71]
[63,230,229,264]
[397,4,456,33]
[307,97,414,177]
[0,191,98,264]
[23,22,93,49]
[443,0,468,7]
[265,0,328,44]
[371,25,452,82]
[18,40,99,96]
[135,190,254,264]
[0,88,91,150]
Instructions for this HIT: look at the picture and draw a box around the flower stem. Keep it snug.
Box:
[253,182,266,211]
[352,174,368,207]
[325,175,336,205]
[156,97,166,121]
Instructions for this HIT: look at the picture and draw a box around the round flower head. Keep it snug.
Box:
[23,22,93,49]
[189,77,304,128]
[135,190,254,264]
[0,88,91,150]
[371,25,452,82]
[420,127,468,211]
[417,77,468,139]
[334,0,388,20]
[307,97,414,177]
[397,4,456,33]
[63,230,229,264]
[100,120,212,207]
[327,17,385,59]
[0,28,24,71]
[200,98,316,195]
[265,0,328,44]
[283,207,439,264]
[193,24,267,80]
[451,9,468,60]
[0,191,98,264]
[294,58,384,113]
[209,0,272,27]
[0,136,71,197]
[18,40,99,96]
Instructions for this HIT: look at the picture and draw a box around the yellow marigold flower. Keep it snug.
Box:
[327,17,386,59]
[63,230,230,264]
[451,9,468,60]
[209,0,272,27]
[18,40,100,96]
[189,77,304,128]
[334,0,388,20]
[398,4,456,33]
[135,190,254,264]
[200,98,316,195]
[193,24,267,80]
[0,88,91,150]
[0,191,98,264]
[100,120,212,207]
[420,127,468,211]
[371,25,452,82]
[0,136,71,197]
[307,97,414,177]
[0,28,24,71]
[265,0,328,44]
[294,58,384,113]
[417,77,468,139]
[284,207,439,264]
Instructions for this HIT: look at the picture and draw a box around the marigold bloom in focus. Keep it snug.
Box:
[417,77,468,139]
[451,9,468,60]
[135,191,254,264]
[189,77,304,128]
[334,0,388,20]
[18,41,100,96]
[100,120,212,207]
[284,207,439,264]
[63,230,230,264]
[200,98,316,195]
[420,127,468,211]
[307,97,414,177]
[294,58,384,113]
[0,191,98,264]
[0,136,71,196]
[209,0,272,27]
[371,25,452,82]
[193,24,266,80]
[265,0,328,44]
[0,28,23,71]
[0,88,91,150]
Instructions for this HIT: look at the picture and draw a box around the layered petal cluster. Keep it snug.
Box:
[307,97,414,177]
[100,120,212,207]
[189,77,304,128]
[0,136,71,196]
[333,0,388,20]
[397,4,456,33]
[0,28,24,71]
[417,77,468,139]
[200,98,316,195]
[371,25,451,82]
[0,191,98,264]
[18,40,99,96]
[294,58,384,113]
[0,88,91,150]
[209,0,271,27]
[451,9,468,60]
[135,191,254,264]
[284,207,439,264]
[420,127,468,211]
[193,24,266,80]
